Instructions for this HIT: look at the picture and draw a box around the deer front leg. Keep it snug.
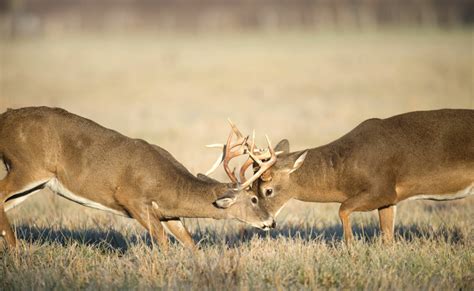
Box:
[378,205,397,244]
[142,208,169,250]
[161,219,195,249]
[339,186,397,243]
[116,203,169,249]
[114,190,171,249]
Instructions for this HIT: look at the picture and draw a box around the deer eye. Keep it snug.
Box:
[251,196,258,205]
[265,188,273,197]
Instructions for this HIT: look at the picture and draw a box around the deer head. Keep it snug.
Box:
[205,121,278,229]
[206,121,308,219]
[251,140,308,217]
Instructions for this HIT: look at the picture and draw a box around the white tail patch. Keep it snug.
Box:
[46,178,127,217]
[406,183,473,201]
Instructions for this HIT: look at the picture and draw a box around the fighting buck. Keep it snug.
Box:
[208,110,474,243]
[0,107,275,249]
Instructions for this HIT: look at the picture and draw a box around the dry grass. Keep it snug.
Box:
[1,192,473,290]
[0,28,473,289]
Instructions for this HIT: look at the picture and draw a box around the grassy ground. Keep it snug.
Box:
[0,28,473,289]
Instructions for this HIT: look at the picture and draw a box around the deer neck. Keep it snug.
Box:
[161,174,232,220]
[290,146,347,202]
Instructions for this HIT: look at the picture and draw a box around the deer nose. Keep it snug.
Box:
[271,220,277,228]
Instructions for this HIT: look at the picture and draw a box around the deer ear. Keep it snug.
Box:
[289,151,307,174]
[275,139,290,154]
[214,191,237,209]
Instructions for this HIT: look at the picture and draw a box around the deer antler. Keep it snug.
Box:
[227,118,245,139]
[237,135,277,190]
[205,119,249,182]
[205,121,280,187]
[238,130,285,185]
[239,130,256,183]
[204,149,224,176]
[222,129,249,183]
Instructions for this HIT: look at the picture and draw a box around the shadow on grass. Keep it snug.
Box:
[14,222,466,253]
[211,223,466,248]
[15,226,150,254]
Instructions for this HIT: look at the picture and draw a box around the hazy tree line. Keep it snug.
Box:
[1,0,472,36]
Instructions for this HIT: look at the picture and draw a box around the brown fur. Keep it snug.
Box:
[0,107,274,249]
[252,109,474,242]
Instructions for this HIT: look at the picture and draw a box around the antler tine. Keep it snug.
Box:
[223,129,239,183]
[238,134,277,190]
[248,151,263,166]
[227,118,245,139]
[265,134,275,155]
[239,158,253,183]
[236,135,250,151]
[239,130,256,183]
[206,143,224,148]
[205,151,224,176]
[223,128,251,184]
[204,128,246,179]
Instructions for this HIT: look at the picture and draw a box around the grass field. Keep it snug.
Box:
[0,28,473,289]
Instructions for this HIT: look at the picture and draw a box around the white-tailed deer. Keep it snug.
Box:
[0,107,275,249]
[208,110,474,243]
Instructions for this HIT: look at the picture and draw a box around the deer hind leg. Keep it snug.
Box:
[339,186,397,243]
[0,165,50,207]
[378,205,397,244]
[0,205,16,248]
[161,219,195,250]
[0,168,50,248]
[338,206,354,243]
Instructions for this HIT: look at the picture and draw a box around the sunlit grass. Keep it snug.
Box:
[0,190,472,289]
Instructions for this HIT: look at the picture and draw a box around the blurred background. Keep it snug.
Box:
[0,0,473,235]
[1,0,473,173]
[1,0,473,35]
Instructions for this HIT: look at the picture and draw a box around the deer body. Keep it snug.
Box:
[292,109,473,199]
[238,109,473,242]
[0,107,273,248]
